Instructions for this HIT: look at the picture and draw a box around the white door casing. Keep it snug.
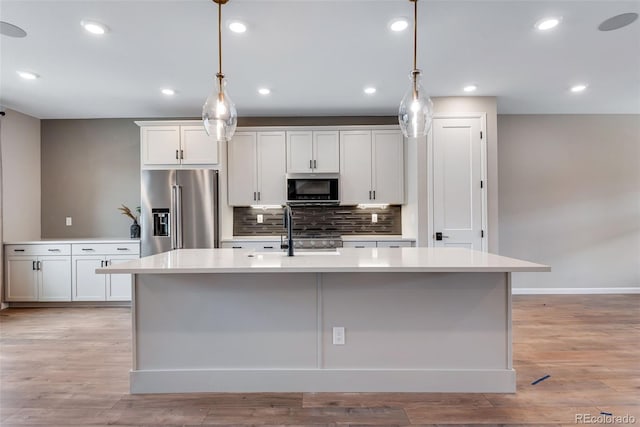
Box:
[430,115,487,251]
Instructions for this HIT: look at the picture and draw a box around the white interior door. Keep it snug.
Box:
[432,116,485,250]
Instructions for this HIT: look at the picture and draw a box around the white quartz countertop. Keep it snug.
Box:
[97,247,550,274]
[4,238,140,245]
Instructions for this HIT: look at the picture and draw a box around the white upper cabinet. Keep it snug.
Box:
[287,130,339,173]
[228,131,286,206]
[140,123,219,168]
[340,130,404,205]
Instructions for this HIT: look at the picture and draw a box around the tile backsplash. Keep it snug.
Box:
[234,205,401,236]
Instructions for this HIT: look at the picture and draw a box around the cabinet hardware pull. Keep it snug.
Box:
[390,245,400,248]
[263,246,274,249]
[258,192,261,201]
[81,248,94,251]
[14,249,25,252]
[373,190,376,200]
[116,248,128,251]
[176,150,179,160]
[37,261,41,270]
[232,246,242,249]
[314,160,317,169]
[180,149,184,159]
[32,261,36,270]
[369,191,372,200]
[100,260,104,268]
[253,192,257,201]
[47,249,60,252]
[355,246,365,248]
[310,160,313,169]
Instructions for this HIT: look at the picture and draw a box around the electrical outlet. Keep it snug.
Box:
[257,214,264,224]
[65,217,72,226]
[332,327,345,345]
[371,213,378,223]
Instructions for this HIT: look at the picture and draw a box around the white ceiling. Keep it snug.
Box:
[1,0,639,119]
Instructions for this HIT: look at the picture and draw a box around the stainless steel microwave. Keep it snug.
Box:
[287,176,339,204]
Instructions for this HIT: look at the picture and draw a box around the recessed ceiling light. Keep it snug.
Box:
[161,88,176,96]
[81,20,109,35]
[463,85,477,92]
[570,84,588,93]
[389,18,409,32]
[258,88,271,95]
[17,70,39,80]
[228,21,247,33]
[535,17,561,31]
[364,87,377,95]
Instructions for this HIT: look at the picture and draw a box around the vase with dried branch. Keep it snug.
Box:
[118,204,141,239]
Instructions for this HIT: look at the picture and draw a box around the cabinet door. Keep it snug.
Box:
[257,132,287,205]
[313,131,340,173]
[5,256,38,301]
[38,256,71,301]
[372,130,404,204]
[141,126,181,166]
[180,126,219,165]
[339,131,372,205]
[286,131,313,173]
[72,256,106,301]
[227,132,258,206]
[106,256,136,301]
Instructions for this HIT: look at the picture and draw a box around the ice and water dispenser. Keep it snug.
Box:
[152,208,170,237]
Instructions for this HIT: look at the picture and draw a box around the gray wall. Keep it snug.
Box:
[498,114,640,290]
[41,119,140,238]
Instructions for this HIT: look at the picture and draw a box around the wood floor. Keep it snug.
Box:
[0,295,638,426]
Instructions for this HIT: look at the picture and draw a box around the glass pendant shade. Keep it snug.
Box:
[203,76,237,142]
[398,70,433,138]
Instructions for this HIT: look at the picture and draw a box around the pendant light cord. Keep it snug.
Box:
[413,0,418,72]
[217,0,223,78]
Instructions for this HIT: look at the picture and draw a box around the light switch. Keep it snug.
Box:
[66,217,72,226]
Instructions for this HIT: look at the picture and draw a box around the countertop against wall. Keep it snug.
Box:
[4,238,140,245]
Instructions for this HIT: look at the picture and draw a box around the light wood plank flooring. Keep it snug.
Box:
[0,295,638,426]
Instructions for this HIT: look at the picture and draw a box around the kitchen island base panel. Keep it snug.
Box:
[130,368,516,394]
[131,271,513,393]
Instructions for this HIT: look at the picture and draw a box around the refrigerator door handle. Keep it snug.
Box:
[176,185,183,249]
[170,185,178,249]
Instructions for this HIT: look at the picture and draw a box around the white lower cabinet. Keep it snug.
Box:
[72,243,139,302]
[4,245,71,302]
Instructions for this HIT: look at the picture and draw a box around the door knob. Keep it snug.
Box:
[435,232,450,241]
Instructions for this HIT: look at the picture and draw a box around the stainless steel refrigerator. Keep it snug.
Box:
[141,169,219,257]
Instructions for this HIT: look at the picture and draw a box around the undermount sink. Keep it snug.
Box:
[249,251,341,257]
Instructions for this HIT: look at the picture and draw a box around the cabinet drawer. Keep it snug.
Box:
[5,244,71,256]
[376,240,413,248]
[72,243,140,256]
[342,241,376,249]
[221,241,280,251]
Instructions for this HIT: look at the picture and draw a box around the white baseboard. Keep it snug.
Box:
[513,287,640,295]
[131,368,516,394]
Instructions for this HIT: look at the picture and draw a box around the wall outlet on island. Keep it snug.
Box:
[257,214,264,224]
[65,217,72,226]
[371,213,378,223]
[332,327,345,345]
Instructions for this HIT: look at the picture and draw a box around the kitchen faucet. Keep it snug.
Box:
[282,205,294,257]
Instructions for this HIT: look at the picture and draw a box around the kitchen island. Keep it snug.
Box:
[98,247,549,394]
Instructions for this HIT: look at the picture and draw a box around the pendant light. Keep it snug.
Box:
[398,0,433,138]
[203,0,237,141]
